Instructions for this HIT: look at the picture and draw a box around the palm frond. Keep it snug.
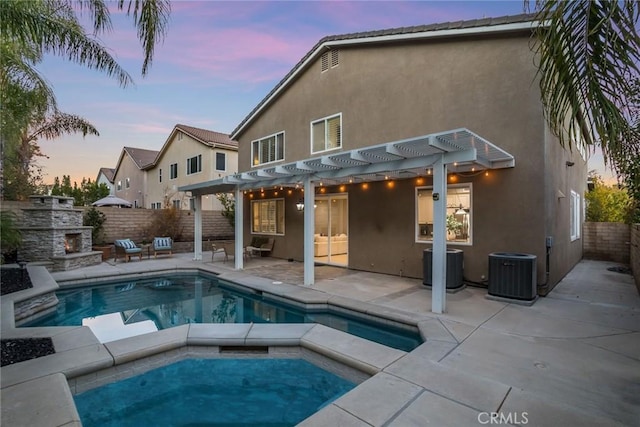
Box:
[531,0,640,162]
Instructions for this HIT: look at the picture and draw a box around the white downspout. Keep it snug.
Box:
[431,156,447,313]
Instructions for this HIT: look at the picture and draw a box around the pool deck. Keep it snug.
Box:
[2,253,639,426]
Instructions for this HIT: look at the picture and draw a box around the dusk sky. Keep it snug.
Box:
[37,0,615,185]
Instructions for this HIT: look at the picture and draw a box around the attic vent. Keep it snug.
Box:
[321,52,329,72]
[331,49,339,68]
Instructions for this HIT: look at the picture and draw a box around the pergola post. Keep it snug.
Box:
[431,156,447,313]
[303,176,315,286]
[234,186,244,270]
[193,195,202,260]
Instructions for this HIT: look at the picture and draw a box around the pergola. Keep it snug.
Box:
[180,128,514,313]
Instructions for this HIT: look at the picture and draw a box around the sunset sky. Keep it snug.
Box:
[37,0,616,185]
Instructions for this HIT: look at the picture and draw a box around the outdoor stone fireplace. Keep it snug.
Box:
[18,195,101,271]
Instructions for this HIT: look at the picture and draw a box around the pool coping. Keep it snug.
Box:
[2,265,519,426]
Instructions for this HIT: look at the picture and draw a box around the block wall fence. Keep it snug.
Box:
[632,224,640,294]
[582,222,631,264]
[2,201,234,249]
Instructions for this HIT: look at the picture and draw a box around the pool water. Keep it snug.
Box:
[26,274,422,351]
[74,358,355,427]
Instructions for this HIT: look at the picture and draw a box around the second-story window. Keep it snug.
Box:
[187,154,202,175]
[252,132,284,166]
[125,177,130,189]
[216,152,226,171]
[170,163,178,179]
[172,199,181,209]
[311,113,341,153]
[116,180,122,191]
[159,168,162,183]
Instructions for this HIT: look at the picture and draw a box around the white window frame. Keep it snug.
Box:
[116,180,122,191]
[186,154,202,175]
[170,163,178,180]
[251,198,285,235]
[251,131,285,167]
[125,177,130,189]
[172,199,181,210]
[215,152,226,171]
[151,202,162,209]
[159,168,162,183]
[415,183,473,246]
[570,190,581,241]
[311,113,342,154]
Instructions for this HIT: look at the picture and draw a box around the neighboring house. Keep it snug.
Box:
[181,14,587,312]
[145,124,238,211]
[96,167,115,195]
[112,147,158,208]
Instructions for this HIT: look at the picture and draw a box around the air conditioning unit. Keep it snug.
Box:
[423,248,464,290]
[488,253,537,301]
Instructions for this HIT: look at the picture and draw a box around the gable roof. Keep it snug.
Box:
[175,124,238,149]
[230,13,539,139]
[96,167,115,183]
[147,124,238,170]
[123,147,159,169]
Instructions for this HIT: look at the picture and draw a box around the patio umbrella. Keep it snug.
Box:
[92,195,132,208]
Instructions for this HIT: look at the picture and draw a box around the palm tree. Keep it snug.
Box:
[529,1,640,165]
[0,0,171,199]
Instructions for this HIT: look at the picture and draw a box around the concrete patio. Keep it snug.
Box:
[1,253,638,426]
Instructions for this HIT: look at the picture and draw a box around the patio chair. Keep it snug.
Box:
[153,237,173,258]
[247,237,275,257]
[221,241,248,263]
[114,239,143,262]
[211,242,226,262]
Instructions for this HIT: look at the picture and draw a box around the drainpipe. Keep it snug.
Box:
[537,237,553,296]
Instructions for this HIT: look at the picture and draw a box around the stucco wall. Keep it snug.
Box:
[583,222,630,264]
[235,31,585,289]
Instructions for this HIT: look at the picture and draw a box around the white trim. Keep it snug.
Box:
[251,131,286,168]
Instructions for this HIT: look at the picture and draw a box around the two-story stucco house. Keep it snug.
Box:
[145,124,238,211]
[112,147,158,208]
[96,167,115,195]
[181,14,587,313]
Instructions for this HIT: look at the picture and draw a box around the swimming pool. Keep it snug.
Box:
[74,358,355,427]
[26,273,422,351]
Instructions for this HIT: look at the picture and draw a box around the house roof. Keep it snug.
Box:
[230,13,539,139]
[123,147,159,169]
[175,124,238,149]
[147,124,238,170]
[96,167,115,183]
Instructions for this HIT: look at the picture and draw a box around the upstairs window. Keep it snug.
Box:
[151,202,162,209]
[252,132,284,166]
[311,114,341,153]
[172,199,181,209]
[125,177,130,189]
[116,180,122,191]
[170,163,178,179]
[187,154,202,175]
[216,152,226,171]
[159,168,162,183]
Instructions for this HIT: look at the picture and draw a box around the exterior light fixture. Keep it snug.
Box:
[296,199,305,211]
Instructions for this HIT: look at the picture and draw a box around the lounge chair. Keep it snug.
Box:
[114,239,143,262]
[153,237,173,258]
[247,237,275,257]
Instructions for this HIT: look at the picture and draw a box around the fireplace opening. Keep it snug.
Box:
[65,234,81,254]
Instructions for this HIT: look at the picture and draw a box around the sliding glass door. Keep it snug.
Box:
[314,194,348,266]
